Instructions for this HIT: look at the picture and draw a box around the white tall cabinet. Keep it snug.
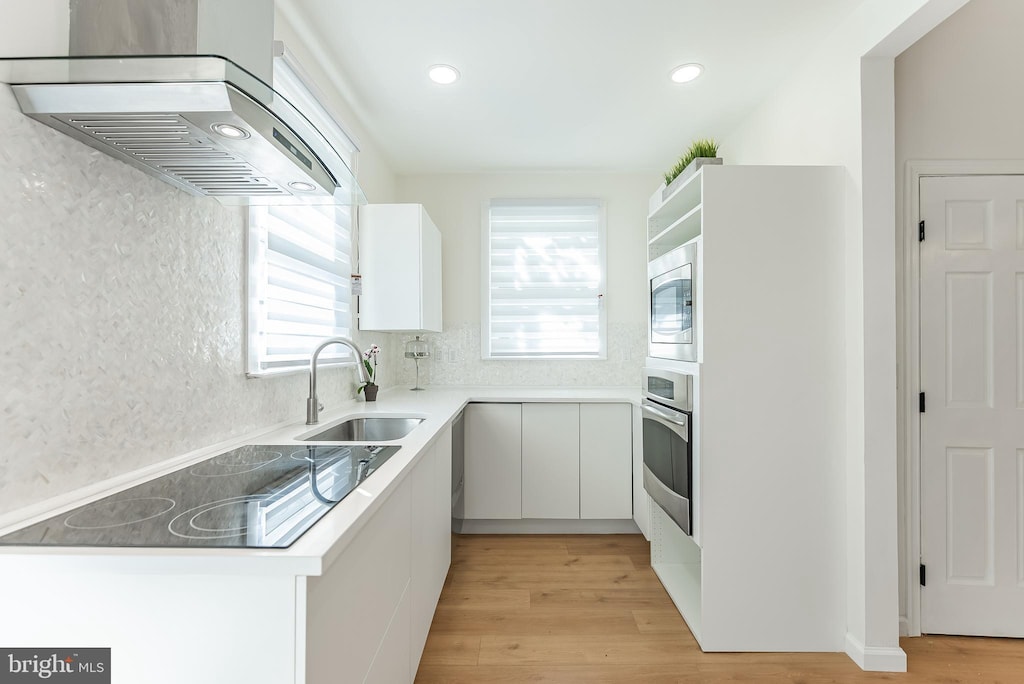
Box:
[358,204,442,332]
[646,165,847,652]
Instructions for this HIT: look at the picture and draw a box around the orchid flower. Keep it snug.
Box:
[358,344,380,392]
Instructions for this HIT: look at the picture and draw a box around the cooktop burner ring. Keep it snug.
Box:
[63,497,177,530]
[167,495,266,540]
[189,447,284,478]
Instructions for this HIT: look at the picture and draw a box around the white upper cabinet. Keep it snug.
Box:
[358,204,442,332]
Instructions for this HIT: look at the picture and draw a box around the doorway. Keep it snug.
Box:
[913,170,1024,636]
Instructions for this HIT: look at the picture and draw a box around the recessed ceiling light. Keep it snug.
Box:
[210,122,250,139]
[288,181,317,192]
[670,63,704,84]
[428,64,460,85]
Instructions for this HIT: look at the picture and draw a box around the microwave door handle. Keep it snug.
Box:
[642,402,688,428]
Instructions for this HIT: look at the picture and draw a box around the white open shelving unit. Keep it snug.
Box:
[647,169,703,260]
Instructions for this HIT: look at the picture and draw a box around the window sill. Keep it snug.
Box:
[246,360,356,379]
[482,355,608,361]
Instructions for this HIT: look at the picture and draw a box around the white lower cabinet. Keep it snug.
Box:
[365,583,412,684]
[464,403,523,519]
[410,426,453,672]
[465,402,632,521]
[580,403,633,519]
[306,424,453,683]
[522,403,580,518]
[305,474,413,684]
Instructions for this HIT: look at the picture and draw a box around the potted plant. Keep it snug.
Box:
[662,138,721,199]
[359,344,380,401]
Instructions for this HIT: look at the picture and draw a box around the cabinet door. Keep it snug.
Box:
[409,425,453,675]
[409,441,436,673]
[359,204,421,331]
[306,478,412,684]
[433,425,453,581]
[358,204,442,332]
[420,210,443,332]
[580,403,633,519]
[522,403,580,519]
[464,403,522,519]
[365,583,412,684]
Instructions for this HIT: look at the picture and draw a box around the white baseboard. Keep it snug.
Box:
[899,616,911,637]
[453,518,640,534]
[845,633,907,672]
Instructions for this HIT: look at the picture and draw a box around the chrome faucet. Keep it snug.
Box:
[306,337,371,425]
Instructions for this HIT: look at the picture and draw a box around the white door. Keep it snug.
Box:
[920,175,1024,636]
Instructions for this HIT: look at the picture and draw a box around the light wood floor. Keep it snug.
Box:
[415,534,1024,683]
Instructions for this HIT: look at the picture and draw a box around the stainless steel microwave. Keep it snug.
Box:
[648,240,698,362]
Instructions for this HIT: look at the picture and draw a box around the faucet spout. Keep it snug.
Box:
[306,337,370,425]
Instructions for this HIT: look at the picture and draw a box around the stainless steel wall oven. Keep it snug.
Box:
[641,367,694,535]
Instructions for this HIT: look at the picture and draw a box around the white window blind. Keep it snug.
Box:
[246,50,360,376]
[248,204,354,374]
[484,200,605,359]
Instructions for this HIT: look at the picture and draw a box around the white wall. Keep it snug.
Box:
[894,0,1024,630]
[722,0,967,670]
[392,173,653,387]
[896,0,1024,161]
[0,4,398,520]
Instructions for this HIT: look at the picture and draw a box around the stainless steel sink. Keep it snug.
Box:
[300,417,425,442]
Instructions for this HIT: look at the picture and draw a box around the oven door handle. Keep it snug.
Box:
[641,400,689,431]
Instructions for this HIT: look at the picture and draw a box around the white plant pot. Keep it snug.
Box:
[662,157,723,200]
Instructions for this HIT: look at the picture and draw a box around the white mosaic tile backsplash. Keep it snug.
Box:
[0,87,374,518]
[381,321,646,390]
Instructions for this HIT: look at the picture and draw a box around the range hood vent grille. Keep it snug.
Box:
[0,56,366,206]
[57,113,289,196]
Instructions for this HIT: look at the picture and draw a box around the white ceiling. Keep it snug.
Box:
[287,0,862,175]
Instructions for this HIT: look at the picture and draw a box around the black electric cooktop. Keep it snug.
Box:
[0,444,399,549]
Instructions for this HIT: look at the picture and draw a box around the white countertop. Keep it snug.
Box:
[0,386,639,577]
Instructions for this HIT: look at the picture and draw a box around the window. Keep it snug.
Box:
[247,204,355,374]
[483,199,606,359]
[246,52,359,376]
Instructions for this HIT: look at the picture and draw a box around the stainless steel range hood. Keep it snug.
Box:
[0,0,365,206]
